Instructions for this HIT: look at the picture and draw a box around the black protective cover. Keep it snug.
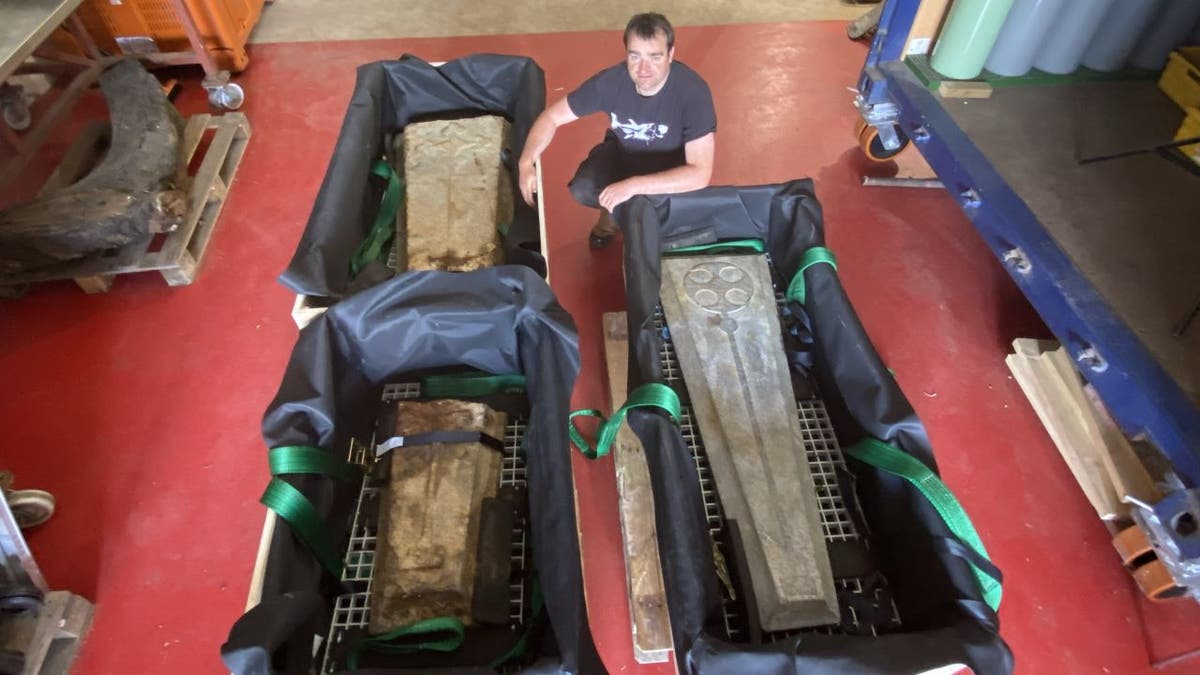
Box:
[221,267,601,675]
[280,55,547,298]
[615,180,1013,674]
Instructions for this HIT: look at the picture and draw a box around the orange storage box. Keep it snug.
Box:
[77,0,265,73]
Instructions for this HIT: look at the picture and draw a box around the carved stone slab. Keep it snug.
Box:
[660,254,838,631]
[369,399,505,633]
[402,115,512,272]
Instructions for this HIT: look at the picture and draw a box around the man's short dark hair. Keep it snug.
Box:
[624,13,674,51]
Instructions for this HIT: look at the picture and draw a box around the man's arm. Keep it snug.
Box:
[598,132,715,212]
[518,98,579,205]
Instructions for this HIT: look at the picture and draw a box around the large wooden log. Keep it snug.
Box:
[402,115,511,272]
[370,399,505,633]
[0,59,187,274]
[660,254,838,631]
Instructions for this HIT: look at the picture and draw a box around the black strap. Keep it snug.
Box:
[934,535,1004,585]
[376,430,505,456]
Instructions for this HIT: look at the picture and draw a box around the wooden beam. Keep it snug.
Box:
[904,0,951,56]
[938,80,994,99]
[602,312,673,664]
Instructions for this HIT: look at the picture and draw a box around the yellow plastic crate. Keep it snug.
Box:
[1178,107,1200,166]
[1160,47,1200,111]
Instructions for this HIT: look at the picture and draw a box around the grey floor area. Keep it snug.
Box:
[946,81,1200,406]
[248,0,868,43]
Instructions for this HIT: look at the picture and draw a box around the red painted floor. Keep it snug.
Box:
[2,20,1199,675]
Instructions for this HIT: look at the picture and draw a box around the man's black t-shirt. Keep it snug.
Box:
[567,61,716,155]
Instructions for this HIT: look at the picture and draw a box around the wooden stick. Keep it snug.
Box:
[535,158,549,283]
[245,510,277,611]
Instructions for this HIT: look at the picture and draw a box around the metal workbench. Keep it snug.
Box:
[0,0,106,186]
[0,0,85,83]
[856,0,1200,587]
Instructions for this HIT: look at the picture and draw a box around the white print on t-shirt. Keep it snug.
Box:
[611,114,668,143]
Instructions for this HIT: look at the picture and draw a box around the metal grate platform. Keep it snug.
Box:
[654,298,902,641]
[320,382,531,673]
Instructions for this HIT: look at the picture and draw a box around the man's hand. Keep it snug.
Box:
[598,178,640,212]
[518,159,537,206]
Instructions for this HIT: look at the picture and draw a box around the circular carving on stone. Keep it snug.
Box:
[682,261,755,314]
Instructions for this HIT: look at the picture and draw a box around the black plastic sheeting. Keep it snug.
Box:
[221,267,602,674]
[280,55,547,299]
[615,181,1014,674]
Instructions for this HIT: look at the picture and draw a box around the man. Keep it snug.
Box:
[518,13,717,249]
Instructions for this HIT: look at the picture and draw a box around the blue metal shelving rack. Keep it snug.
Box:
[855,0,1200,589]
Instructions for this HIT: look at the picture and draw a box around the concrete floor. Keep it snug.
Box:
[248,0,870,43]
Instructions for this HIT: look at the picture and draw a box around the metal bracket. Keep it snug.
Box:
[0,491,47,613]
[854,99,904,151]
[1131,489,1200,599]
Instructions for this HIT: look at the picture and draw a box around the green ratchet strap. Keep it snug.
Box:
[666,238,766,256]
[421,372,527,399]
[260,446,363,578]
[569,383,681,459]
[845,437,1002,611]
[268,445,361,482]
[347,616,466,669]
[261,478,345,577]
[785,246,837,305]
[350,158,404,277]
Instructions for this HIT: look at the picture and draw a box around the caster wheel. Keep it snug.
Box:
[7,489,55,529]
[1113,524,1154,567]
[0,593,42,615]
[208,82,245,110]
[1133,559,1187,601]
[858,121,910,162]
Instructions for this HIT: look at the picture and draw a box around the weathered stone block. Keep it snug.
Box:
[369,399,505,633]
[402,115,512,272]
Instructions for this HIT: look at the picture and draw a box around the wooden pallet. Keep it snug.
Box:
[0,591,94,675]
[0,113,251,295]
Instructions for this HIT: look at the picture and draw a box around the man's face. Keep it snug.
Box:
[626,30,673,95]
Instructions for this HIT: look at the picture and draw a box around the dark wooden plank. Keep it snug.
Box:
[602,312,673,663]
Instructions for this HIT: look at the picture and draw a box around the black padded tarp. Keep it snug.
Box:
[221,267,601,674]
[614,180,1014,674]
[280,54,547,299]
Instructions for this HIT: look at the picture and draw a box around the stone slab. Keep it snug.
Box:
[660,254,838,631]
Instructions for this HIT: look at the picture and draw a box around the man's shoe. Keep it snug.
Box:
[589,212,617,250]
[589,231,615,249]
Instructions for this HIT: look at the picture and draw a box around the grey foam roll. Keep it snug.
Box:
[1131,0,1200,71]
[986,0,1068,76]
[1082,0,1165,72]
[1034,0,1116,74]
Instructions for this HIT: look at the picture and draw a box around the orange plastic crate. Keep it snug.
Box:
[77,0,264,73]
